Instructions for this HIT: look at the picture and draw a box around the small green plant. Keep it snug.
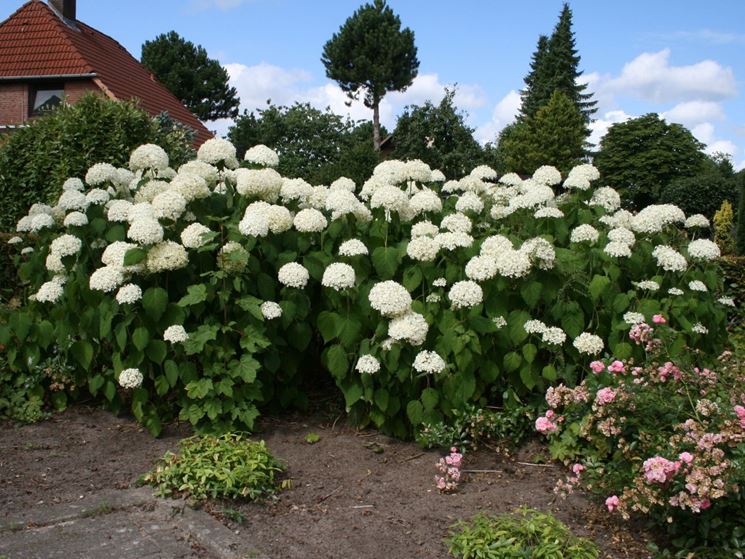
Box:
[142,433,284,502]
[417,404,534,451]
[304,432,321,444]
[220,507,246,524]
[446,508,599,559]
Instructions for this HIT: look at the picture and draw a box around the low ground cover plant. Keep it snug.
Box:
[538,315,745,555]
[141,433,284,501]
[0,139,730,440]
[446,508,599,559]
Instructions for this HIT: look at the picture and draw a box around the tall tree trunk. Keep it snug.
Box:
[372,100,381,151]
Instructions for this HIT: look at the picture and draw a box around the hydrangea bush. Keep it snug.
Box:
[1,140,730,437]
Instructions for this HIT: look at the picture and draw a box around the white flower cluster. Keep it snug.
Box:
[412,350,446,374]
[118,368,143,389]
[152,190,187,221]
[407,236,439,262]
[634,280,660,291]
[495,249,532,278]
[356,354,380,374]
[465,255,498,281]
[524,320,547,334]
[330,177,356,192]
[50,234,82,259]
[90,266,125,292]
[321,263,355,291]
[294,208,328,233]
[604,241,632,258]
[181,223,212,249]
[338,239,368,257]
[520,238,555,270]
[532,165,562,186]
[692,323,709,335]
[147,241,189,273]
[128,218,164,245]
[449,281,483,309]
[455,192,484,214]
[689,280,708,292]
[573,333,604,355]
[244,144,279,167]
[164,325,189,343]
[534,207,564,219]
[63,211,88,227]
[630,204,686,234]
[588,186,621,213]
[685,214,710,229]
[369,281,411,317]
[623,312,646,325]
[86,163,118,186]
[129,144,169,172]
[687,239,720,260]
[492,316,507,329]
[410,189,442,215]
[668,287,684,296]
[278,262,310,289]
[718,296,735,307]
[197,138,238,168]
[570,224,599,244]
[34,277,66,303]
[388,311,429,346]
[261,301,283,320]
[411,220,439,238]
[115,283,142,305]
[440,213,472,234]
[651,245,688,272]
[171,173,210,202]
[86,188,110,206]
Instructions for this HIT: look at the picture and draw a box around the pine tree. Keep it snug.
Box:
[519,35,551,121]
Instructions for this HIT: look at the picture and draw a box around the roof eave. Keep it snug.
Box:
[0,73,97,81]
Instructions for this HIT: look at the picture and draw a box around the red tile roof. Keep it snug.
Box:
[0,1,213,146]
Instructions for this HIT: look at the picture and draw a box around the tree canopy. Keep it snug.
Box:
[228,102,380,186]
[321,0,419,151]
[594,113,707,209]
[141,31,240,121]
[392,89,495,179]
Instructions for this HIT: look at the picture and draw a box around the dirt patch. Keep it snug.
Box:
[1,407,653,559]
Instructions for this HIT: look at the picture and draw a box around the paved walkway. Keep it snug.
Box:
[0,488,267,559]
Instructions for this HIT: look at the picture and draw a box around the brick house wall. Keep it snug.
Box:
[0,82,27,125]
[63,79,99,104]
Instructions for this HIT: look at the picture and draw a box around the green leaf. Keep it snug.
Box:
[326,345,348,378]
[204,399,222,420]
[317,311,340,343]
[178,284,208,307]
[503,352,522,372]
[234,355,260,383]
[421,387,439,411]
[103,381,116,402]
[589,275,611,302]
[132,327,150,351]
[146,340,167,365]
[522,343,538,364]
[88,373,105,395]
[453,371,476,403]
[479,361,500,382]
[612,342,633,360]
[406,400,424,425]
[237,295,264,321]
[561,309,585,338]
[520,281,542,308]
[542,364,557,381]
[343,382,363,409]
[186,378,213,399]
[142,288,169,322]
[123,247,146,266]
[164,360,179,387]
[183,324,219,355]
[520,365,537,390]
[372,246,400,280]
[403,266,422,291]
[374,388,390,412]
[154,375,170,396]
[508,310,531,344]
[114,323,127,352]
[71,340,94,371]
[35,320,55,349]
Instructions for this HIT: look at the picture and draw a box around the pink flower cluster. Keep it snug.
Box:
[629,323,660,351]
[590,360,625,375]
[535,409,561,433]
[642,455,681,484]
[735,405,745,428]
[594,387,617,406]
[435,447,462,493]
[658,361,682,382]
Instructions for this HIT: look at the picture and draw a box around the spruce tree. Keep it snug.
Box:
[519,35,551,121]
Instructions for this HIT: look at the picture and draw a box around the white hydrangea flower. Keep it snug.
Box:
[234,168,282,201]
[133,180,170,204]
[197,138,238,168]
[425,293,441,303]
[62,177,84,192]
[106,200,133,223]
[321,262,355,291]
[405,159,433,183]
[261,301,283,320]
[7,236,23,245]
[330,177,356,192]
[407,236,439,262]
[495,249,532,278]
[573,333,604,355]
[129,144,169,172]
[238,201,271,237]
[370,184,410,216]
[434,231,474,251]
[278,262,310,289]
[244,144,279,167]
[465,255,498,281]
[630,204,686,234]
[128,218,164,245]
[118,368,143,389]
[634,280,660,291]
[325,189,362,220]
[524,319,547,335]
[689,280,708,292]
[532,165,562,186]
[413,350,446,374]
[608,227,635,246]
[588,186,621,213]
[388,311,429,346]
[356,355,380,374]
[652,245,688,272]
[687,239,720,260]
[718,296,735,307]
[50,234,82,258]
[294,208,328,233]
[563,175,591,190]
[469,165,497,181]
[685,214,710,229]
[368,281,412,317]
[152,190,187,221]
[181,223,212,249]
[45,253,64,272]
[520,238,555,270]
[508,184,556,211]
[28,203,53,216]
[433,277,447,288]
[499,172,522,186]
[623,312,646,325]
[303,185,329,210]
[480,235,513,257]
[409,189,443,215]
[171,173,211,202]
[57,190,89,212]
[90,266,125,292]
[492,316,507,329]
[441,179,461,194]
[568,163,600,182]
[338,239,368,257]
[570,224,600,244]
[534,207,564,219]
[449,280,483,310]
[85,162,118,185]
[16,216,33,232]
[600,209,634,229]
[178,161,219,184]
[29,213,55,232]
[266,205,293,234]
[455,192,484,214]
[692,323,708,335]
[440,213,472,234]
[147,241,189,273]
[34,278,65,303]
[22,247,34,255]
[217,241,249,273]
[127,202,156,222]
[115,283,142,305]
[542,327,566,346]
[280,177,313,206]
[668,287,684,296]
[411,220,439,238]
[604,241,632,258]
[101,241,138,269]
[430,169,446,182]
[163,325,189,343]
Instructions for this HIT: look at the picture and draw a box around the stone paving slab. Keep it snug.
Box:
[0,488,268,559]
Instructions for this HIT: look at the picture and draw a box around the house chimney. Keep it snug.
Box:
[49,0,76,21]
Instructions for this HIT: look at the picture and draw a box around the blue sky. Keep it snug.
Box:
[4,1,745,168]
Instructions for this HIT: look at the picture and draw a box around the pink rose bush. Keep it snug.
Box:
[435,447,463,493]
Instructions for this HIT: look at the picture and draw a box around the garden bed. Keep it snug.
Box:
[0,406,652,558]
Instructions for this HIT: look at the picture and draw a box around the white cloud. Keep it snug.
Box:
[474,90,521,144]
[735,160,745,172]
[705,140,737,157]
[602,49,736,103]
[662,100,725,127]
[588,110,633,149]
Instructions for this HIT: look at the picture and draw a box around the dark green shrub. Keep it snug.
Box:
[661,171,738,221]
[0,94,193,231]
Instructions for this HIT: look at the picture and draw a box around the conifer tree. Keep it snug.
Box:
[519,35,551,121]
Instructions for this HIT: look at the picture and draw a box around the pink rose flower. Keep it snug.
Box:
[652,314,666,324]
[735,405,745,419]
[679,452,694,464]
[535,416,557,434]
[590,360,605,374]
[607,360,625,374]
[605,495,620,512]
[595,387,617,406]
[572,463,585,475]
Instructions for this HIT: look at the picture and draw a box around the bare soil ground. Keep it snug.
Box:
[0,406,653,559]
